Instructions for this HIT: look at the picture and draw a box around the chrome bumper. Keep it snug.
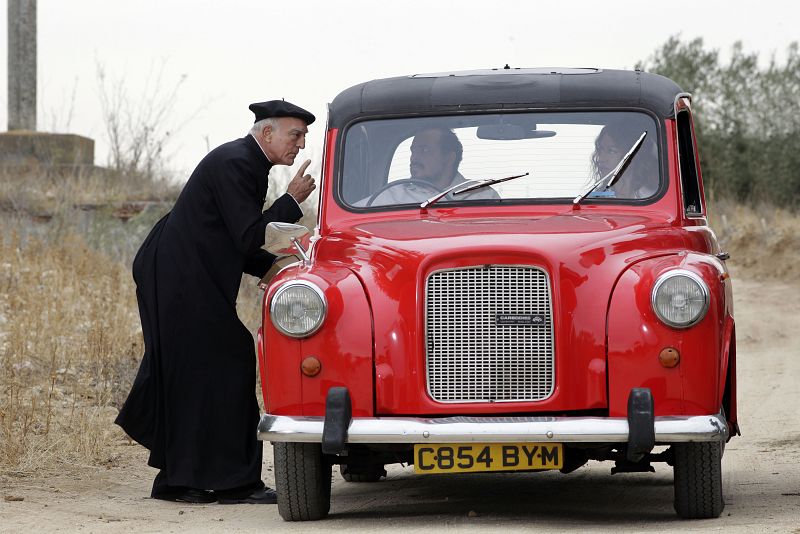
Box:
[258,414,728,444]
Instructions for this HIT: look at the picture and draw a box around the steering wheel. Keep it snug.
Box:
[366,179,442,207]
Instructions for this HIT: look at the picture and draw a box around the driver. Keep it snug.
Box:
[362,127,499,206]
[410,127,464,187]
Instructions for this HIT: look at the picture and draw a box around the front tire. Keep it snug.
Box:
[274,442,332,521]
[673,441,724,519]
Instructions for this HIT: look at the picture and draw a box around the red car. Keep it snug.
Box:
[256,67,738,521]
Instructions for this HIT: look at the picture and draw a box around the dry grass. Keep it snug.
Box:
[0,165,179,216]
[709,197,800,281]
[0,227,142,474]
[0,178,796,476]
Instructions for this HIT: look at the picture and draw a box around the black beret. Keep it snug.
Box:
[248,100,315,125]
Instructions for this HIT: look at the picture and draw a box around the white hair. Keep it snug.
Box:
[250,117,279,136]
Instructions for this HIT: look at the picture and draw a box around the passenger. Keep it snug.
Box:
[591,122,659,199]
[364,127,499,206]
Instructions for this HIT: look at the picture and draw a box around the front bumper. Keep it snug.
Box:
[258,413,729,444]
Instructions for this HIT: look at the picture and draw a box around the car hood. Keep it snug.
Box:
[316,212,685,274]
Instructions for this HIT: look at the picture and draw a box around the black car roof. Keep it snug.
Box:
[328,67,684,128]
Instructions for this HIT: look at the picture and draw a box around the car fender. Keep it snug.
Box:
[260,263,374,417]
[607,252,732,418]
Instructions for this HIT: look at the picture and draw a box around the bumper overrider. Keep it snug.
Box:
[258,388,729,460]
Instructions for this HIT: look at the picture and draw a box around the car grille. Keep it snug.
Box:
[425,265,554,403]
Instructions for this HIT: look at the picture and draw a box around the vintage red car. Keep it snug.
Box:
[256,67,738,521]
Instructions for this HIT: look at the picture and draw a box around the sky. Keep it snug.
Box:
[1,0,799,180]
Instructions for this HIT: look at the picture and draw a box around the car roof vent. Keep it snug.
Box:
[410,67,601,78]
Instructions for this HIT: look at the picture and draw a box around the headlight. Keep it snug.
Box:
[270,281,327,338]
[651,269,709,328]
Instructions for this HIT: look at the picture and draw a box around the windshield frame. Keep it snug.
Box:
[332,108,668,213]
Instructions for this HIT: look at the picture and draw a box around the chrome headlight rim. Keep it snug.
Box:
[651,269,710,329]
[269,280,327,338]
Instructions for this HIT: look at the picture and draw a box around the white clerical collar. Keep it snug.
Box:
[250,133,273,164]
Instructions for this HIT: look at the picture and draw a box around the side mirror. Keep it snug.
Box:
[264,222,311,262]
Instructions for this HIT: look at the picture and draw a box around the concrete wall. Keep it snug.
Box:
[0,131,94,166]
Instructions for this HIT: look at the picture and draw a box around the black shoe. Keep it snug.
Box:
[153,488,217,504]
[217,487,277,504]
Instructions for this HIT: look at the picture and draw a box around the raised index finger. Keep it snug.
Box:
[297,159,312,175]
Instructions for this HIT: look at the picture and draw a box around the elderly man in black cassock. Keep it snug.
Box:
[115,100,317,504]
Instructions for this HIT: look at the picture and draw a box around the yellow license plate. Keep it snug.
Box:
[413,442,563,474]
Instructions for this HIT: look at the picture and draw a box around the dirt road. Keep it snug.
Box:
[2,276,799,533]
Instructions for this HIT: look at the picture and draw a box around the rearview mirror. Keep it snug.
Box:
[476,124,556,140]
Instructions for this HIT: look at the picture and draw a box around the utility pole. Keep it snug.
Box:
[2,0,94,169]
[7,0,37,131]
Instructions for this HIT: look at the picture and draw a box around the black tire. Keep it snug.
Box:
[339,464,385,482]
[274,442,332,521]
[673,441,724,519]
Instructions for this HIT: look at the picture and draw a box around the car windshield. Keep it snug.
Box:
[338,111,661,210]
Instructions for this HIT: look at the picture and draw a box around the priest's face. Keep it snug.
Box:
[263,117,308,165]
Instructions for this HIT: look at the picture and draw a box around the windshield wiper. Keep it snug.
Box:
[420,172,529,210]
[572,131,647,205]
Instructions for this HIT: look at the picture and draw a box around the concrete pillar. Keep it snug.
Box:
[7,0,37,131]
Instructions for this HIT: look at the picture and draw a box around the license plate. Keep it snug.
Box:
[413,442,563,474]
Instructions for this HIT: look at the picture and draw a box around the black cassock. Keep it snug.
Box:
[115,134,301,491]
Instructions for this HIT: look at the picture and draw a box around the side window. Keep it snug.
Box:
[676,109,703,215]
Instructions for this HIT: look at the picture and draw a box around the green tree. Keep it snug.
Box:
[639,36,800,208]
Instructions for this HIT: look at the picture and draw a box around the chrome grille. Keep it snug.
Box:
[426,265,554,403]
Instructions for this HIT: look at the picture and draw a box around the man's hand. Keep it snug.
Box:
[286,160,316,204]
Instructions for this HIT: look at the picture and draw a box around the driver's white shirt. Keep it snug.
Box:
[354,173,500,207]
